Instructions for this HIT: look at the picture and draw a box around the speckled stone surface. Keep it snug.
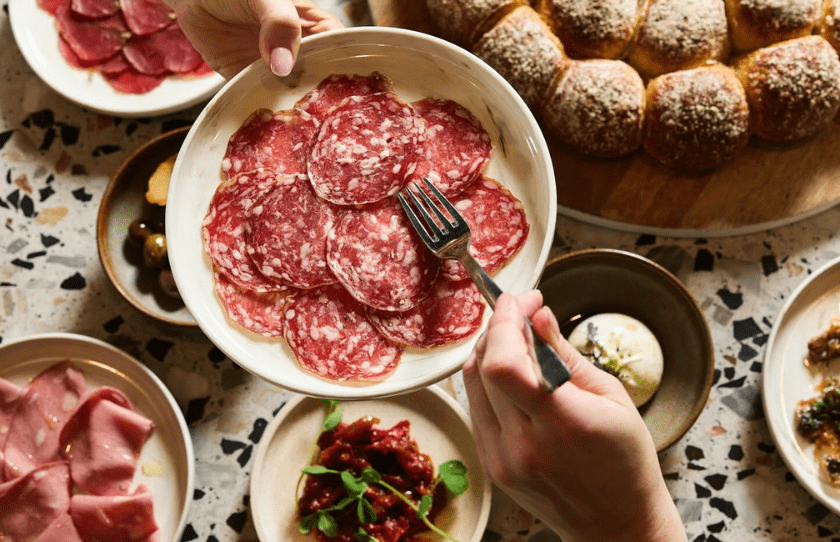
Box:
[4,0,840,541]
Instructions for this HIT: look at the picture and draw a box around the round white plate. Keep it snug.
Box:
[763,255,840,514]
[166,27,557,399]
[250,385,491,542]
[0,332,194,542]
[8,0,224,117]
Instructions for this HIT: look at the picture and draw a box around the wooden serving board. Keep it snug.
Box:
[368,0,840,235]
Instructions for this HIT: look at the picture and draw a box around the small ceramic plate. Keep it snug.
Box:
[538,249,715,452]
[0,332,194,542]
[250,385,491,542]
[8,0,224,117]
[166,27,556,398]
[98,126,197,327]
[763,255,840,514]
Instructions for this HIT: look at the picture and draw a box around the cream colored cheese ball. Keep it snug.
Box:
[725,0,822,53]
[567,313,664,407]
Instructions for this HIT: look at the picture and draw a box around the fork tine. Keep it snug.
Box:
[404,184,447,240]
[420,177,463,227]
[398,191,439,245]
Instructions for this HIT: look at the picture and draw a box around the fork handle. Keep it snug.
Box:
[459,254,572,391]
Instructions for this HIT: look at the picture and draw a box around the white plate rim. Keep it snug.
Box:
[8,0,224,117]
[249,384,492,542]
[0,332,195,542]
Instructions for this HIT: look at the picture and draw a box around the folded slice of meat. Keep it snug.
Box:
[119,0,175,36]
[307,92,426,206]
[214,271,290,336]
[0,462,72,541]
[295,72,392,121]
[103,69,166,94]
[326,198,440,312]
[202,169,287,292]
[38,0,67,16]
[33,513,84,542]
[71,0,120,18]
[245,174,337,289]
[3,363,87,481]
[55,3,128,63]
[122,24,203,75]
[60,387,154,496]
[70,484,160,542]
[283,284,403,381]
[0,378,24,474]
[222,108,319,180]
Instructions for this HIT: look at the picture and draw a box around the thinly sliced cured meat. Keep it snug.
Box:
[202,169,286,292]
[409,97,492,197]
[60,387,154,496]
[36,514,84,542]
[56,3,128,63]
[119,0,175,36]
[214,271,289,336]
[38,0,66,16]
[245,175,337,289]
[122,25,203,75]
[307,92,426,206]
[0,379,24,481]
[222,108,318,180]
[367,279,485,347]
[327,199,440,312]
[295,72,392,121]
[71,0,119,18]
[103,69,166,94]
[100,53,130,75]
[0,462,72,541]
[283,284,403,381]
[58,35,100,69]
[70,485,159,542]
[3,363,87,481]
[440,175,529,281]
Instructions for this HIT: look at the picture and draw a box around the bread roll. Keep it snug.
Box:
[819,0,840,53]
[725,0,821,53]
[627,0,729,79]
[472,6,570,110]
[734,35,840,142]
[542,59,645,158]
[425,0,525,49]
[536,0,643,59]
[644,64,750,170]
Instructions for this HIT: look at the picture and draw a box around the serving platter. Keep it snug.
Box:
[250,386,491,542]
[763,256,840,515]
[0,333,194,542]
[370,0,840,237]
[166,27,556,399]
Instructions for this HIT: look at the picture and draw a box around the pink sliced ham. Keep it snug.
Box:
[0,462,72,541]
[0,378,24,474]
[34,513,84,542]
[122,24,203,75]
[71,0,120,18]
[55,3,128,63]
[295,72,392,121]
[214,271,290,337]
[119,0,175,36]
[60,387,154,496]
[70,484,160,542]
[103,69,166,94]
[3,363,87,481]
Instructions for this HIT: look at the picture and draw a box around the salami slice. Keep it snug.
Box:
[223,108,319,180]
[202,169,286,292]
[71,0,119,19]
[307,92,426,206]
[441,175,529,281]
[119,0,175,36]
[283,284,402,381]
[245,174,337,289]
[122,24,203,75]
[295,72,392,121]
[367,278,485,347]
[213,272,289,336]
[327,198,439,312]
[409,97,492,197]
[56,2,128,63]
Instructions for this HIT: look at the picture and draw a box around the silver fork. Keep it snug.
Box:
[398,177,571,391]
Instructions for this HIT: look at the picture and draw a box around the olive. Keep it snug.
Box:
[158,269,181,299]
[143,233,168,268]
[128,219,154,246]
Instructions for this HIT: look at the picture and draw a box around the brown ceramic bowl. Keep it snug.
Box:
[538,249,714,452]
[97,126,197,327]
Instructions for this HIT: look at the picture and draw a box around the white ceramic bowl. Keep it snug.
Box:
[166,27,557,399]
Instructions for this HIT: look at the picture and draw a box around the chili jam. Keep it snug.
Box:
[298,416,448,542]
[795,379,840,485]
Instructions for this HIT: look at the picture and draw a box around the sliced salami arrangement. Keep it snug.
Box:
[204,72,528,384]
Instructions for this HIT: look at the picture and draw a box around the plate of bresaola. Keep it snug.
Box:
[0,332,194,542]
[8,0,223,116]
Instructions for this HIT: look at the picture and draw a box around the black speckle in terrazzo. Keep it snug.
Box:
[694,249,714,271]
[663,471,680,480]
[27,250,46,259]
[249,418,268,443]
[695,483,712,498]
[193,489,205,499]
[724,367,735,380]
[207,536,220,542]
[636,233,656,245]
[761,255,779,276]
[805,502,831,524]
[271,401,287,417]
[728,445,744,461]
[785,471,796,482]
[707,521,725,533]
[92,144,121,157]
[687,463,706,471]
[738,344,758,361]
[691,535,705,542]
[39,128,55,151]
[686,445,705,461]
[707,535,724,542]
[20,194,35,217]
[704,474,727,490]
[736,469,754,480]
[179,523,198,541]
[220,438,247,455]
[818,526,833,537]
[709,497,737,519]
[102,315,123,333]
[60,272,85,290]
[11,258,33,269]
[145,337,173,360]
[59,125,80,145]
[719,376,746,389]
[0,130,12,151]
[482,530,503,542]
[185,396,209,425]
[757,442,776,454]
[752,333,768,346]
[208,346,226,363]
[236,444,252,467]
[733,318,762,341]
[71,188,93,203]
[226,509,247,533]
[39,185,54,202]
[24,109,54,129]
[7,189,20,209]
[721,384,763,420]
[712,369,721,385]
[126,122,139,136]
[717,288,743,310]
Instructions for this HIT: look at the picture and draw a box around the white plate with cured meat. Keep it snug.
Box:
[8,0,224,117]
[763,255,840,515]
[250,385,491,542]
[0,332,194,542]
[166,27,557,398]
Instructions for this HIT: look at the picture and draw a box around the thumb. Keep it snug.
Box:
[254,0,302,76]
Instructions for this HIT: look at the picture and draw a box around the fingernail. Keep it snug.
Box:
[270,47,294,77]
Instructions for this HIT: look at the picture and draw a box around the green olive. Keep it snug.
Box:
[143,233,168,268]
[128,219,154,247]
[158,269,181,299]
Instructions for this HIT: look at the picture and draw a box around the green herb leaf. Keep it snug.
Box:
[341,471,367,494]
[418,494,432,518]
[361,467,381,484]
[361,497,378,523]
[334,496,357,511]
[302,465,338,475]
[438,460,467,477]
[438,460,469,495]
[318,512,339,538]
[355,527,375,542]
[299,512,319,534]
[323,402,343,431]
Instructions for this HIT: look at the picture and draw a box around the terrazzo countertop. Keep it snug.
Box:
[3,1,840,541]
